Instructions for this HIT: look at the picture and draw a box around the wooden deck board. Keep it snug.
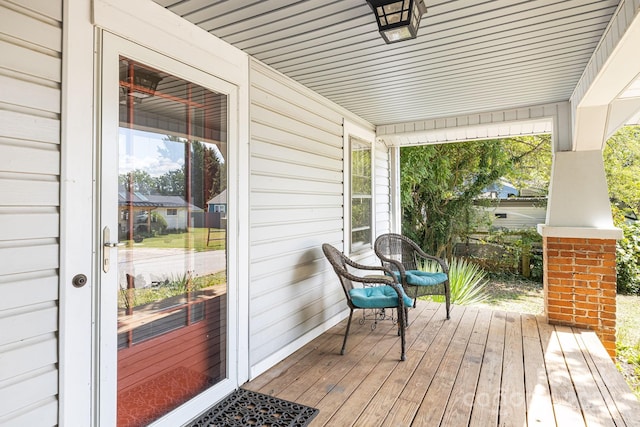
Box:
[310,325,403,425]
[280,323,392,403]
[352,348,423,427]
[468,311,505,427]
[576,330,640,427]
[537,318,587,426]
[439,309,491,426]
[522,314,555,427]
[555,325,616,427]
[244,303,640,426]
[573,329,628,427]
[500,312,527,427]
[413,308,480,426]
[380,306,465,426]
[350,303,436,426]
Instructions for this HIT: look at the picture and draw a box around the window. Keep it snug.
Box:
[166,208,177,216]
[350,136,373,252]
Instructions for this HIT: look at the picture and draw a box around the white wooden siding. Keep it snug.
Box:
[0,0,61,425]
[249,60,385,371]
[374,142,391,237]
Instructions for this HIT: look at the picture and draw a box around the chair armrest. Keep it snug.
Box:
[342,256,393,275]
[382,258,408,277]
[340,258,397,285]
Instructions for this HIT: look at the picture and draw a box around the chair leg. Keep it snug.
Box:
[445,282,451,320]
[341,309,354,355]
[398,305,406,361]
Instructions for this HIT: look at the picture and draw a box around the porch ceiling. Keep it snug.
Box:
[154,0,637,130]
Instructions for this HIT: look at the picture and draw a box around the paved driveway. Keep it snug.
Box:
[117,247,226,288]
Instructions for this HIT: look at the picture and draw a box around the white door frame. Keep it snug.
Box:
[60,2,249,424]
[59,0,96,425]
[98,31,244,426]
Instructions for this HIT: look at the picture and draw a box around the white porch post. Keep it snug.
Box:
[538,2,640,357]
[389,145,402,234]
[539,148,621,357]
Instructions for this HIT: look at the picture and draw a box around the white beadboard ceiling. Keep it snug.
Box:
[153,0,627,127]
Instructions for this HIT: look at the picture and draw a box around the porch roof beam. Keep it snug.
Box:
[571,0,640,151]
[375,102,564,147]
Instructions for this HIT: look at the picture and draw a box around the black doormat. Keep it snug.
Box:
[188,388,319,427]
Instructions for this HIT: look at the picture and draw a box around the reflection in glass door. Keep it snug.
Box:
[115,57,228,427]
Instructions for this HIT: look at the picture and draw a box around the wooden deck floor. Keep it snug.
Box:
[244,302,640,427]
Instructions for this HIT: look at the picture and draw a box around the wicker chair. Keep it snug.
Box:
[374,233,451,320]
[322,243,413,361]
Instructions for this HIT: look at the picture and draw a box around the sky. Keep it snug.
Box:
[119,128,184,177]
[119,127,226,178]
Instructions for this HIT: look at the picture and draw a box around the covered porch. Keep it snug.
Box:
[245,301,640,426]
[3,1,640,425]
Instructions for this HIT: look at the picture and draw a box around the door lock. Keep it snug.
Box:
[72,274,88,288]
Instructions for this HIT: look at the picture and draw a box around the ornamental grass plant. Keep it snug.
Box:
[419,257,489,306]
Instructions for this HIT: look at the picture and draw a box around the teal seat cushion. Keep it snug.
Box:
[405,270,448,286]
[349,285,414,309]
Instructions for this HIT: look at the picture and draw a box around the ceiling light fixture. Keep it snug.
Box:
[367,0,427,44]
[120,62,163,104]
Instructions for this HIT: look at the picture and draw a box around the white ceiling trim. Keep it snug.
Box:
[376,103,562,147]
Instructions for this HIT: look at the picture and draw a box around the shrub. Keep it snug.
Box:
[149,211,168,234]
[419,257,489,305]
[617,222,640,295]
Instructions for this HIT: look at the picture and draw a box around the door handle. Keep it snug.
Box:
[103,227,119,273]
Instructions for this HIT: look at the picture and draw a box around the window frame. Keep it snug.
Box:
[349,136,374,253]
[343,120,376,256]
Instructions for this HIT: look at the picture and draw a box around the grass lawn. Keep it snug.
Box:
[476,274,640,400]
[122,228,225,251]
[617,294,640,399]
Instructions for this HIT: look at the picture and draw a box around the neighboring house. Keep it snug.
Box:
[475,180,547,232]
[119,192,204,232]
[475,180,547,231]
[1,1,638,426]
[488,198,548,231]
[207,189,227,214]
[476,197,548,232]
[480,179,519,199]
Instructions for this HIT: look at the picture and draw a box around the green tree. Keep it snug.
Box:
[152,136,226,207]
[604,126,640,224]
[191,140,225,209]
[119,169,156,195]
[155,168,185,196]
[401,140,509,258]
[400,135,551,258]
[604,125,640,294]
[502,135,552,195]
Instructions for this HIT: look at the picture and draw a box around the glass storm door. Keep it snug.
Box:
[100,35,237,427]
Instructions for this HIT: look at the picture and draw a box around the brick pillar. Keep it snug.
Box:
[543,236,617,357]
